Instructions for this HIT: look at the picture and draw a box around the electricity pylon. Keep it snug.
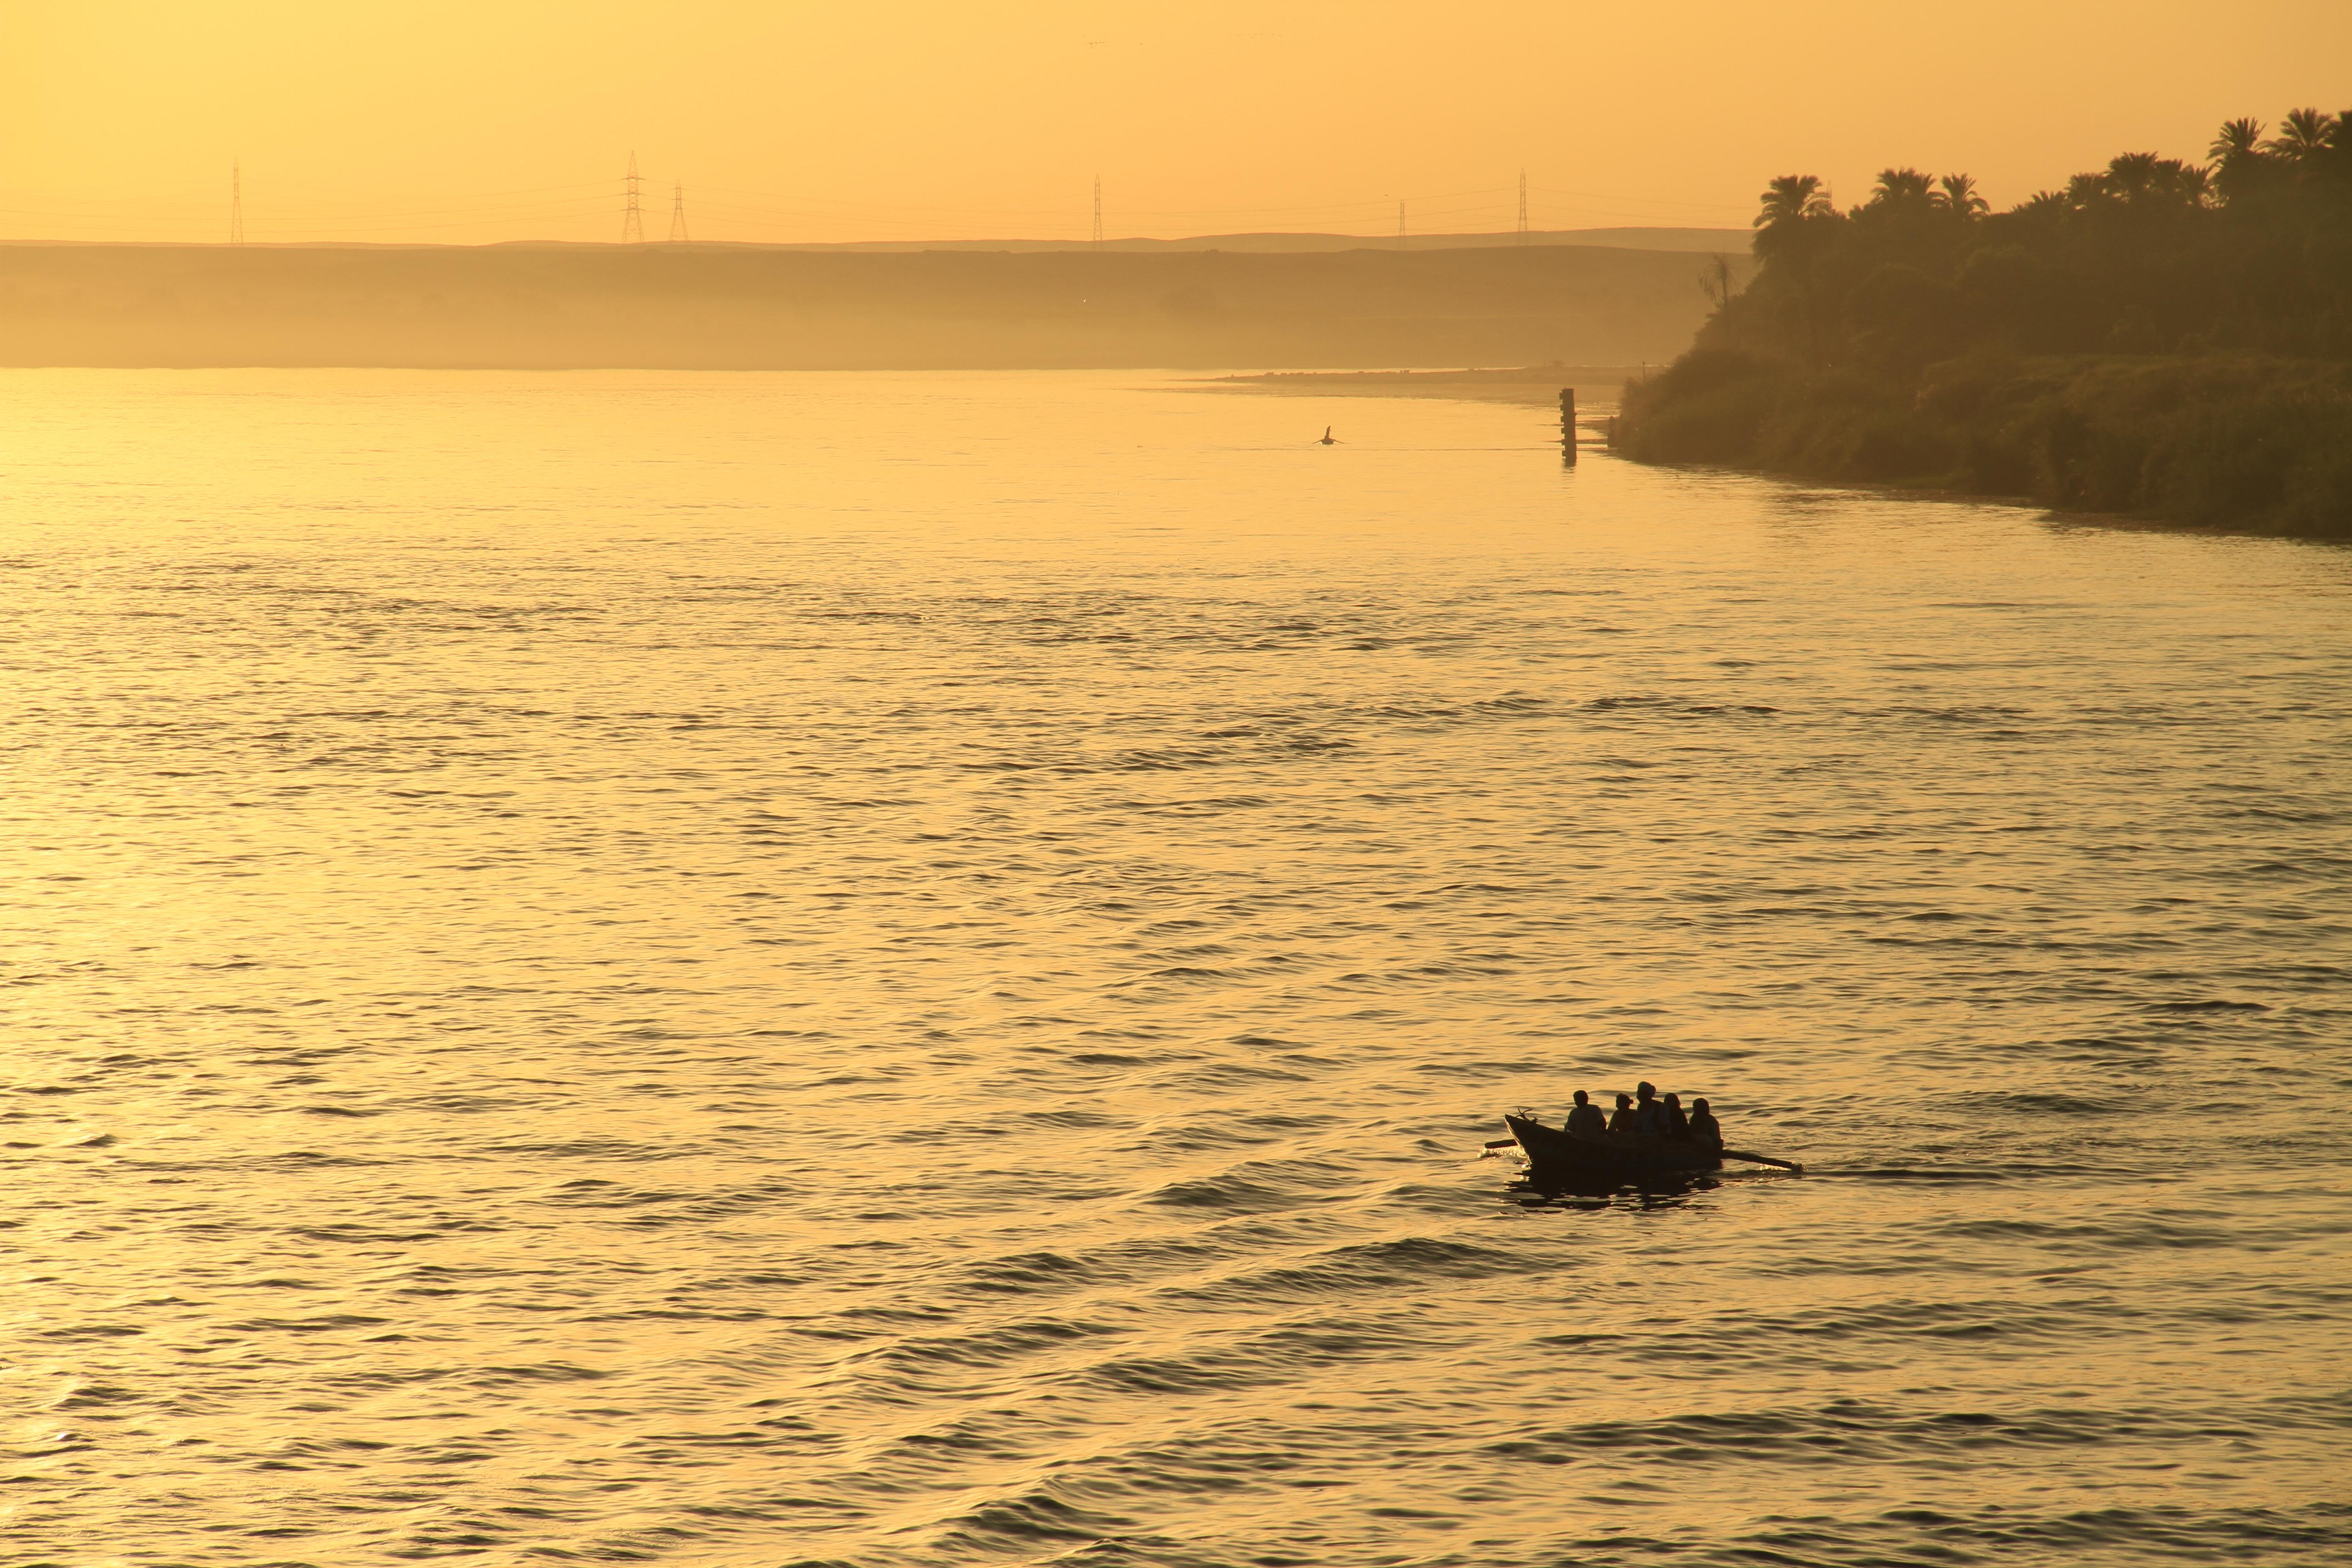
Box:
[621,152,646,243]
[230,160,245,245]
[668,181,689,243]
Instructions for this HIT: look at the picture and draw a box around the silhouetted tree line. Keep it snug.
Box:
[1616,110,2352,537]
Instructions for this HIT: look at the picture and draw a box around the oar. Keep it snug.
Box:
[1483,1137,1519,1149]
[1723,1148,1804,1173]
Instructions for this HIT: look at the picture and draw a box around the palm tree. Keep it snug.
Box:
[2012,190,2068,219]
[1935,173,1989,217]
[2209,118,2264,162]
[1754,174,1831,228]
[2105,152,2162,199]
[2064,171,2110,209]
[2080,154,2211,212]
[1869,167,1936,210]
[2208,117,2275,203]
[2264,107,2338,163]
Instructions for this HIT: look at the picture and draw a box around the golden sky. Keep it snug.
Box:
[3,0,2344,244]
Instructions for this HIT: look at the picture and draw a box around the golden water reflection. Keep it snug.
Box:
[2,370,2346,1565]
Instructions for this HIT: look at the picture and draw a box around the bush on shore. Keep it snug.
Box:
[1616,351,2352,537]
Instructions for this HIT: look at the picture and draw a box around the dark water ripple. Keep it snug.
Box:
[0,371,2346,1565]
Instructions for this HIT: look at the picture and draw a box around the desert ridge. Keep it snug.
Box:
[0,240,1747,370]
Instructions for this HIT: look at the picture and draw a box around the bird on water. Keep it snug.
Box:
[1318,426,1338,445]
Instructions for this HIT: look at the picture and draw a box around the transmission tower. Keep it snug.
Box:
[1396,200,1406,248]
[1091,174,1103,246]
[1517,169,1529,242]
[230,160,245,245]
[668,181,689,243]
[621,152,645,243]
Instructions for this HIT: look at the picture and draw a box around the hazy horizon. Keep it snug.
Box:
[0,224,1753,255]
[4,0,2343,245]
[0,241,1742,370]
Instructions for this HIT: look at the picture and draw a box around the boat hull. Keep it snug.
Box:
[1504,1114,1723,1184]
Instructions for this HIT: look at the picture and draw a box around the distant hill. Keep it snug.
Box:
[0,241,1751,371]
[20,228,1752,257]
[543,227,1757,256]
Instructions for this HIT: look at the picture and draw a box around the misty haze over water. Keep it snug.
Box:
[2,371,2345,1566]
[0,241,1740,370]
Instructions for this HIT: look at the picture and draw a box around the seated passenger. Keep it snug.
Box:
[1687,1097,1723,1152]
[1662,1092,1690,1139]
[1632,1080,1665,1137]
[1565,1089,1607,1140]
[1606,1091,1637,1135]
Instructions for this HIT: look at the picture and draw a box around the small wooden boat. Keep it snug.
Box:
[1503,1113,1724,1184]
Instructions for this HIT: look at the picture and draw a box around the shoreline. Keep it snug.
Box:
[1202,364,1635,407]
[1612,352,2352,544]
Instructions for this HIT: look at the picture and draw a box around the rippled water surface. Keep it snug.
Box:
[3,370,2348,1567]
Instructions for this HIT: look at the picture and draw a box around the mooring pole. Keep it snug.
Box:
[1559,387,1578,465]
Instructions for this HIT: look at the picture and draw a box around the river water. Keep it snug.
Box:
[2,371,2347,1568]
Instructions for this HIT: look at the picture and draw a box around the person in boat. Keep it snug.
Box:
[1661,1092,1690,1139]
[1606,1091,1637,1135]
[1632,1081,1666,1137]
[1565,1089,1607,1140]
[1687,1097,1723,1152]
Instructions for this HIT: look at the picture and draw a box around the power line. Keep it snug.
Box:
[694,179,1518,219]
[1526,181,1750,216]
[621,152,645,243]
[6,165,1755,244]
[668,180,689,243]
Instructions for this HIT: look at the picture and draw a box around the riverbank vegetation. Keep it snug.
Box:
[1613,110,2352,537]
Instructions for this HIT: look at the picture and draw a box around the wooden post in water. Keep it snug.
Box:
[1559,387,1578,464]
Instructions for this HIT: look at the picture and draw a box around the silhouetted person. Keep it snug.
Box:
[1607,1091,1637,1135]
[1633,1080,1665,1137]
[1688,1098,1723,1152]
[1662,1092,1690,1139]
[1565,1089,1607,1140]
